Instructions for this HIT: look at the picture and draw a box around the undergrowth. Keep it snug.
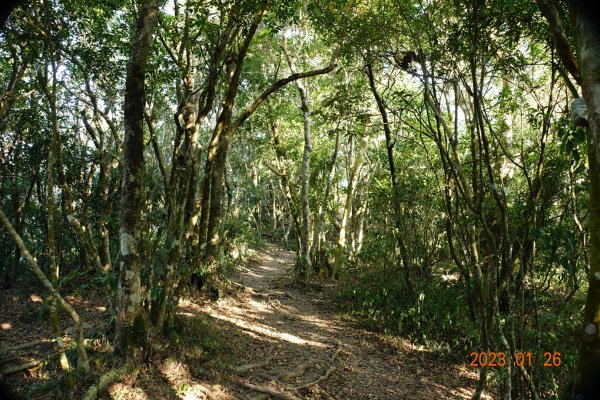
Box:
[339,267,477,356]
[339,265,586,398]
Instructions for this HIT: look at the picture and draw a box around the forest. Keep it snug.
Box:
[0,0,599,399]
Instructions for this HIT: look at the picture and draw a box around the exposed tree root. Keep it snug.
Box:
[251,292,272,298]
[229,378,300,400]
[82,364,130,400]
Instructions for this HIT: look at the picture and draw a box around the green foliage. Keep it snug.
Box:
[340,267,478,352]
[172,315,224,358]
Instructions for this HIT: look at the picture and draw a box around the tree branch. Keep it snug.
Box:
[230,57,337,134]
[534,0,581,85]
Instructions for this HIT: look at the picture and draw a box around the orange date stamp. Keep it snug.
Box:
[468,351,561,367]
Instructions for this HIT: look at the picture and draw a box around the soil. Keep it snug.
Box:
[0,243,492,399]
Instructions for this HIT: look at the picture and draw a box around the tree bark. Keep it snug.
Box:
[270,120,302,252]
[534,0,581,85]
[333,135,367,278]
[283,45,313,282]
[366,59,413,286]
[571,2,600,397]
[0,209,90,372]
[116,0,160,357]
[311,127,340,266]
[44,58,70,372]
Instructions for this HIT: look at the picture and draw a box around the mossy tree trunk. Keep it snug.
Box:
[115,0,160,358]
[571,2,600,397]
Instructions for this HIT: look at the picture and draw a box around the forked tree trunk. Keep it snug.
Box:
[200,21,336,265]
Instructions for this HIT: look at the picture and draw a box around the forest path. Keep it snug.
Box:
[174,243,488,400]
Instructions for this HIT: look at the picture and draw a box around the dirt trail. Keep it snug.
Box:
[177,243,488,400]
[0,243,489,399]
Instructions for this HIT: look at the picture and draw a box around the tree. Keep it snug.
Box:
[569,2,600,397]
[115,0,160,358]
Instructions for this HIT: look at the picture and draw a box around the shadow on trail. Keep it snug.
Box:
[172,243,491,400]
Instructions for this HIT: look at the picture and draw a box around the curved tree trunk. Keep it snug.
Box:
[0,209,90,372]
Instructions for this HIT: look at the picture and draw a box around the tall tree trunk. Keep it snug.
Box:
[115,0,160,357]
[45,58,70,372]
[283,47,313,282]
[571,3,600,397]
[202,9,264,266]
[297,80,313,283]
[152,73,201,330]
[98,158,112,274]
[366,59,413,288]
[270,120,302,252]
[10,168,20,285]
[333,135,366,278]
[311,126,340,266]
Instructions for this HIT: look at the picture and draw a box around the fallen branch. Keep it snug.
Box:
[250,292,272,298]
[0,339,56,355]
[1,358,44,375]
[0,209,90,372]
[230,378,300,400]
[295,345,341,390]
[82,365,130,400]
[330,346,342,363]
[279,363,311,380]
[0,354,20,364]
[295,366,335,390]
[231,355,273,373]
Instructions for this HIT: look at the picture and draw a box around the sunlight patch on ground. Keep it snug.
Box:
[255,254,274,262]
[231,326,265,340]
[247,298,275,311]
[257,264,278,270]
[177,311,196,318]
[451,387,492,399]
[204,308,328,348]
[29,294,43,303]
[240,270,263,279]
[161,358,234,400]
[108,383,149,400]
[295,313,343,330]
